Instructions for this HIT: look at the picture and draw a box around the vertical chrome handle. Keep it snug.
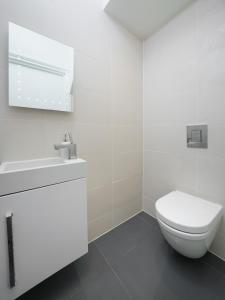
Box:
[6,213,15,288]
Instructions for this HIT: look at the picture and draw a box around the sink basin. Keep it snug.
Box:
[0,157,66,172]
[0,157,87,196]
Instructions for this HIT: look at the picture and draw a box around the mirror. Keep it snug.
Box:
[8,23,74,112]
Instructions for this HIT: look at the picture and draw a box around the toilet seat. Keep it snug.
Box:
[157,219,209,241]
[155,191,223,234]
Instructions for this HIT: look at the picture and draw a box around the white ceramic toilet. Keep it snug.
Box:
[155,191,223,259]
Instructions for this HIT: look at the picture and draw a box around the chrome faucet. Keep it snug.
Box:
[54,132,77,159]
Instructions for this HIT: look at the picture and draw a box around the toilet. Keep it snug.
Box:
[155,191,223,259]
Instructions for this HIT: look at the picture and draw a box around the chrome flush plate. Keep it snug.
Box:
[187,124,208,148]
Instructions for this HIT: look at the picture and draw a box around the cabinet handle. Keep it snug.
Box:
[6,213,15,288]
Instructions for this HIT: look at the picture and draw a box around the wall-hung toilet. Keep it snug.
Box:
[155,191,223,259]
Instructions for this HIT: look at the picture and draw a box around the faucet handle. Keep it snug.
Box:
[65,132,73,144]
[68,132,73,144]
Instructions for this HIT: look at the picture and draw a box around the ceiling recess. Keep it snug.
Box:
[103,0,195,40]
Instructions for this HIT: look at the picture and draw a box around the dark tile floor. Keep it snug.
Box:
[18,212,225,300]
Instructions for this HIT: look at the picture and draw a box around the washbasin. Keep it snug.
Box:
[0,157,66,172]
[0,157,87,196]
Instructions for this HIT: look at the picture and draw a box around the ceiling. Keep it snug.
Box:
[103,0,195,40]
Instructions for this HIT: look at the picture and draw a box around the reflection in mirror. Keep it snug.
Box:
[8,22,74,112]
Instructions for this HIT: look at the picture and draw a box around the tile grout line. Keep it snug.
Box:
[136,211,157,227]
[89,211,142,244]
[201,259,225,281]
[94,243,134,300]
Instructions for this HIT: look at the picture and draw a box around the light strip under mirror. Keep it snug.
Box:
[9,52,67,76]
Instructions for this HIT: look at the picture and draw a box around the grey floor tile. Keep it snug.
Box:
[160,251,225,300]
[17,212,225,300]
[96,213,225,300]
[69,270,131,300]
[96,225,178,300]
[202,251,225,276]
[18,244,131,300]
[137,211,159,228]
[95,213,161,264]
[17,262,80,300]
[69,243,131,300]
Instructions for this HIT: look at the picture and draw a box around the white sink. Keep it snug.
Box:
[0,157,66,172]
[0,157,87,196]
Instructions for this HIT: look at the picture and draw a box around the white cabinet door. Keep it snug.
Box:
[0,179,88,300]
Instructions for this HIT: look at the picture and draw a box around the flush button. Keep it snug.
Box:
[191,130,201,143]
[187,124,208,148]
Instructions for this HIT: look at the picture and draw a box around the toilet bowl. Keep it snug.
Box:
[155,191,223,259]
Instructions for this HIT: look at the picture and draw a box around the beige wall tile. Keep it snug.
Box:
[74,89,111,124]
[88,212,113,242]
[210,231,225,261]
[113,125,139,153]
[0,0,142,243]
[88,184,113,221]
[0,119,45,161]
[113,151,141,181]
[75,52,110,94]
[76,123,113,190]
[113,174,142,226]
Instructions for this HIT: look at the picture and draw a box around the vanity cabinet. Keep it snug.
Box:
[0,178,88,300]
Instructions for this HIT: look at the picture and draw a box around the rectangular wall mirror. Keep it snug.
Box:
[8,22,74,112]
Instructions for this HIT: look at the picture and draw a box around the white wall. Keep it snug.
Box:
[2,0,224,260]
[0,0,143,241]
[143,0,225,260]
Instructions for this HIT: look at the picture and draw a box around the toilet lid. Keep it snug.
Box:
[155,191,223,234]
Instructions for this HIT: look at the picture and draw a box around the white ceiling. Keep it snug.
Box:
[103,0,195,40]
